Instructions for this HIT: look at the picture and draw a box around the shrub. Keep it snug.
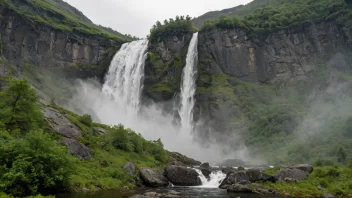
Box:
[314,159,335,167]
[326,167,341,177]
[79,114,93,127]
[0,131,75,196]
[319,179,329,188]
[110,125,132,151]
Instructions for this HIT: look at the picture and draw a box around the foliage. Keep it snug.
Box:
[262,166,352,197]
[79,114,93,127]
[0,0,131,42]
[337,146,347,163]
[0,131,75,196]
[200,0,352,36]
[149,15,198,43]
[0,78,43,134]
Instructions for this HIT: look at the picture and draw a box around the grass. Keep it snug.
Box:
[0,0,130,42]
[261,166,352,198]
[47,103,168,191]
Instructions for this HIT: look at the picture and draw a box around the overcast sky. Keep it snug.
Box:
[64,0,252,38]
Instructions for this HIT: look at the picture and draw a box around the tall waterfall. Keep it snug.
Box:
[178,32,199,131]
[102,39,148,111]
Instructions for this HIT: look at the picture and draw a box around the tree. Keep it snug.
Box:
[156,21,162,27]
[0,131,75,196]
[164,19,169,25]
[337,146,347,163]
[186,15,191,21]
[0,78,43,134]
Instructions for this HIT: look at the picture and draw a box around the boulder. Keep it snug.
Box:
[200,162,211,169]
[123,162,136,175]
[62,137,92,160]
[43,108,82,139]
[200,162,212,178]
[291,164,314,173]
[164,166,202,186]
[323,193,335,198]
[221,167,236,174]
[226,184,252,193]
[220,159,245,167]
[168,152,201,166]
[220,169,276,189]
[139,168,168,187]
[275,168,307,181]
[201,169,212,179]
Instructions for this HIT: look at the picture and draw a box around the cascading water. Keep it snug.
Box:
[194,168,226,188]
[178,32,199,132]
[102,39,148,111]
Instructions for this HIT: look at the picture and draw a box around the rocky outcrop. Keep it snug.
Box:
[274,168,308,181]
[143,33,193,103]
[168,152,202,166]
[164,166,202,186]
[0,6,120,81]
[43,107,82,139]
[62,137,92,160]
[287,164,313,173]
[219,159,245,167]
[123,162,136,175]
[139,168,169,187]
[219,169,276,189]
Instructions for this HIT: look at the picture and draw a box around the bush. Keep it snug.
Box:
[319,179,329,188]
[79,114,93,127]
[326,167,341,177]
[314,159,335,167]
[110,125,133,152]
[0,131,75,196]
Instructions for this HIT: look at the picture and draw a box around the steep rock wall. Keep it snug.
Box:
[0,7,120,80]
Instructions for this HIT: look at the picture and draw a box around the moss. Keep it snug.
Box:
[264,167,280,176]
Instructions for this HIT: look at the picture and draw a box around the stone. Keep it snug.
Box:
[62,137,92,160]
[43,108,82,139]
[323,193,335,198]
[226,184,252,193]
[275,168,308,181]
[284,177,297,183]
[139,168,169,187]
[221,167,236,174]
[290,164,314,173]
[123,162,136,175]
[164,165,202,186]
[167,152,202,166]
[220,169,276,189]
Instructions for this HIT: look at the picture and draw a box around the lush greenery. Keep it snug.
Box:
[0,78,169,197]
[200,0,352,36]
[149,16,198,43]
[0,0,132,42]
[261,165,352,197]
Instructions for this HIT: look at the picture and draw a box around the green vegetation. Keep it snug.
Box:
[261,166,352,197]
[0,78,169,196]
[149,16,198,43]
[0,0,132,42]
[200,0,352,36]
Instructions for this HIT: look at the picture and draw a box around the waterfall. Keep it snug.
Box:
[178,32,199,132]
[194,168,226,188]
[102,39,148,111]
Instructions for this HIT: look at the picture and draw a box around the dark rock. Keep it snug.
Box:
[220,169,276,189]
[290,164,314,173]
[164,166,202,186]
[92,127,107,136]
[221,167,237,174]
[226,184,252,193]
[139,168,168,187]
[167,152,201,166]
[275,168,308,181]
[201,169,212,179]
[200,162,211,169]
[238,166,245,171]
[219,159,245,167]
[123,162,136,175]
[62,137,92,160]
[238,180,251,185]
[43,108,83,139]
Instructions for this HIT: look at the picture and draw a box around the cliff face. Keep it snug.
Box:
[0,7,120,80]
[143,33,193,102]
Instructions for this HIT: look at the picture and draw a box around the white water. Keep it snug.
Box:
[194,168,226,188]
[103,39,148,111]
[178,33,198,132]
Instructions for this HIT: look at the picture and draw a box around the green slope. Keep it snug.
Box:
[0,0,133,42]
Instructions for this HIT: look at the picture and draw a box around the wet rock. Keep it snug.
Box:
[201,169,212,179]
[62,137,92,160]
[275,168,307,181]
[200,162,212,178]
[43,108,82,139]
[164,166,202,186]
[220,159,245,167]
[220,169,276,189]
[81,187,90,192]
[123,162,136,175]
[226,184,252,193]
[139,168,168,187]
[200,162,211,169]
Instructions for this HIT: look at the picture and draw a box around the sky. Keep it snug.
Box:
[64,0,253,38]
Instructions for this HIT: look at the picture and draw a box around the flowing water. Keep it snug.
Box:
[178,32,198,132]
